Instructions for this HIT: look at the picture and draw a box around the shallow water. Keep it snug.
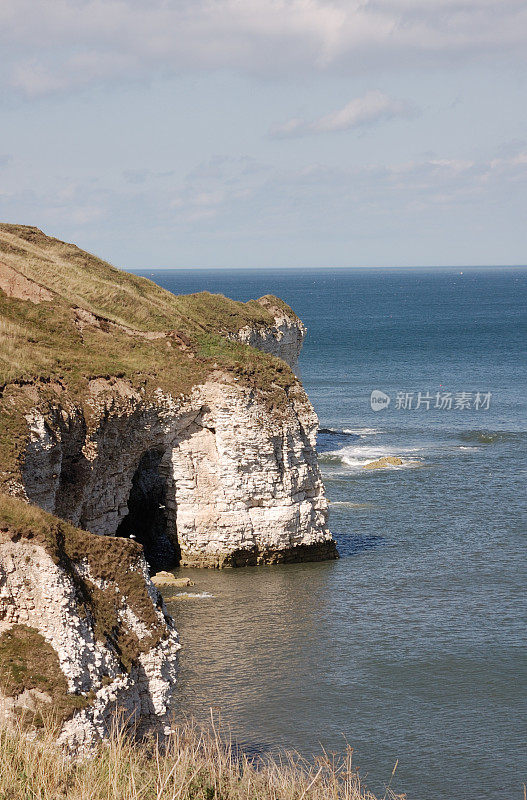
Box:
[139,267,527,800]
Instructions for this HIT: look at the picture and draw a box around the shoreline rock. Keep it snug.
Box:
[151,573,194,588]
[0,224,338,746]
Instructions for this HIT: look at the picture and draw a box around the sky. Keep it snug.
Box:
[1,0,526,269]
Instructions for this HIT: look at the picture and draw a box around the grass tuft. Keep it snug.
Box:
[0,625,92,728]
[0,715,404,800]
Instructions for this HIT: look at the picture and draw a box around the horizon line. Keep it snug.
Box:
[126,264,527,273]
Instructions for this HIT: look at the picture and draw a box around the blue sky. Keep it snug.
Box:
[1,0,526,268]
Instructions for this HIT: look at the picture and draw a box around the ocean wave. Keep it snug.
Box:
[319,427,382,436]
[320,427,519,474]
[343,427,383,436]
[319,452,348,464]
[167,592,214,600]
[456,430,526,444]
[319,427,358,437]
[320,443,423,471]
[329,501,375,508]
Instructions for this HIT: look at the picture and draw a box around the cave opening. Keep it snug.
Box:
[115,449,180,572]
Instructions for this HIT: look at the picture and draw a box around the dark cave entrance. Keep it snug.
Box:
[115,449,180,572]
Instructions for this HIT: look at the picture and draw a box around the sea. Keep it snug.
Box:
[135,266,527,800]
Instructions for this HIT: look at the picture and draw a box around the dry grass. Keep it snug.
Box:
[0,223,296,392]
[0,316,53,382]
[0,714,404,800]
[0,224,282,335]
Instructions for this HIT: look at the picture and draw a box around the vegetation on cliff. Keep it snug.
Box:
[0,224,297,339]
[0,225,328,749]
[0,625,93,727]
[0,494,169,672]
[0,223,300,489]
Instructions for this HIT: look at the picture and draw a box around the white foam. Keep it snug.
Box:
[323,443,423,471]
[343,428,383,436]
[169,592,214,600]
[319,427,383,436]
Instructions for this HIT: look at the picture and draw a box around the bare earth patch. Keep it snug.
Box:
[0,261,54,304]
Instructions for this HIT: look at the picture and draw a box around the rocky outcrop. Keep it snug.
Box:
[151,573,194,588]
[231,295,306,376]
[363,456,403,469]
[20,373,335,569]
[0,497,180,750]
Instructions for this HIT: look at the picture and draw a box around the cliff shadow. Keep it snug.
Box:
[115,448,180,572]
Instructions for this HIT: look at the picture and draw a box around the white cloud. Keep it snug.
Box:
[0,0,526,96]
[271,90,413,137]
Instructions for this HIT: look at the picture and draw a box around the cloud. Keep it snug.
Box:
[5,145,525,235]
[270,90,414,138]
[0,0,526,97]
[123,169,149,185]
[2,143,525,266]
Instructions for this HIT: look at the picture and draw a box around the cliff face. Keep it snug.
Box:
[22,374,333,569]
[230,294,306,377]
[0,223,336,570]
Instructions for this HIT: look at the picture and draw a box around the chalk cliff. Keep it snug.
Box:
[0,223,336,744]
[20,374,333,569]
[230,294,306,377]
[0,495,180,750]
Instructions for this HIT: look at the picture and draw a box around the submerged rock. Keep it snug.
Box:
[363,456,403,470]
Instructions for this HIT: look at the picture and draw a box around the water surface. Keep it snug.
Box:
[137,267,527,800]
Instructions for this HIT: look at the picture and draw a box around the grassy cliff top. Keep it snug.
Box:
[0,223,296,338]
[0,223,297,389]
[0,225,302,484]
